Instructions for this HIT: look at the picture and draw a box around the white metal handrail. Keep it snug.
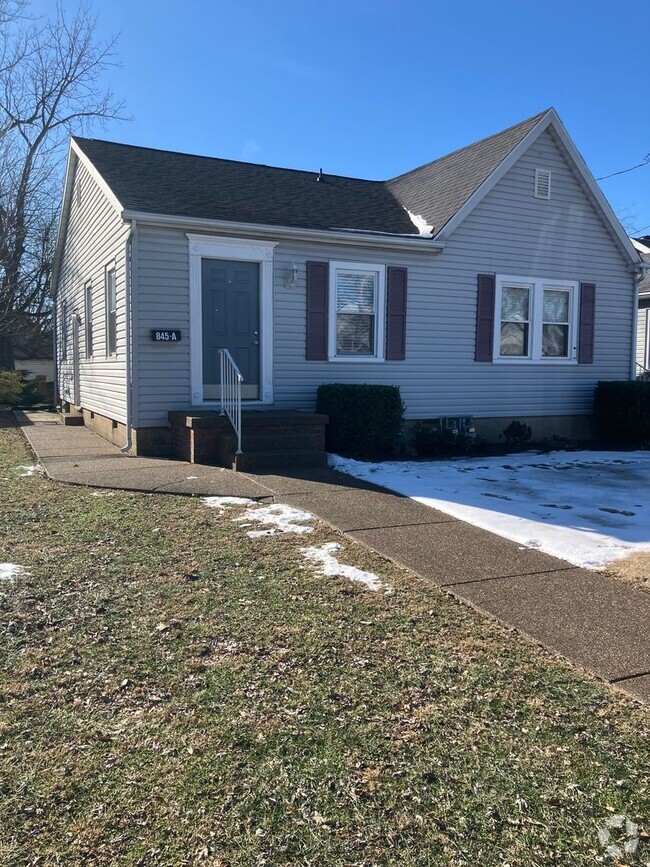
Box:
[219,348,244,454]
[636,362,650,380]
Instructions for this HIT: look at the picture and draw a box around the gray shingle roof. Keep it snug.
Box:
[73,110,548,238]
[387,111,547,235]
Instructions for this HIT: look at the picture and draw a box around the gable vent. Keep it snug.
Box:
[534,168,551,199]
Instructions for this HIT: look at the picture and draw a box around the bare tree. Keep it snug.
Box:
[0,2,124,368]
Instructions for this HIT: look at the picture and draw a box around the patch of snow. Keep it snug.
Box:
[405,209,434,237]
[92,490,116,497]
[17,464,44,477]
[203,496,255,512]
[186,476,199,480]
[0,563,24,582]
[329,450,650,569]
[301,542,389,592]
[238,503,315,537]
[631,237,650,255]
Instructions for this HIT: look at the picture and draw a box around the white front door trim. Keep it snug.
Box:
[187,233,277,406]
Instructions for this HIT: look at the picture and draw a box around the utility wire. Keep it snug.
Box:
[597,154,650,180]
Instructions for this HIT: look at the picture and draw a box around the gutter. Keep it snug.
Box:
[119,210,447,253]
[120,219,137,453]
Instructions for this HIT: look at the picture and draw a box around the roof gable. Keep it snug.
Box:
[386,111,547,235]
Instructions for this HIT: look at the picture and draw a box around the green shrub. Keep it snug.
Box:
[411,422,475,458]
[502,420,532,447]
[0,370,24,405]
[317,383,404,459]
[594,381,650,446]
[0,369,48,407]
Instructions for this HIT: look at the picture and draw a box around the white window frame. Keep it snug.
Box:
[493,274,579,364]
[61,300,68,360]
[328,261,386,362]
[105,264,117,357]
[187,234,277,406]
[84,281,93,359]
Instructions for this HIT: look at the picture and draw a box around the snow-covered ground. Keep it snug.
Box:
[330,451,650,569]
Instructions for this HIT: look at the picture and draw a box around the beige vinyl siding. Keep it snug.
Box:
[56,159,129,421]
[133,128,636,427]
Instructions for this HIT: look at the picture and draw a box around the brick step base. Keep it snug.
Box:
[169,409,328,470]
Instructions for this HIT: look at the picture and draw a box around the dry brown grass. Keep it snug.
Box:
[606,552,650,593]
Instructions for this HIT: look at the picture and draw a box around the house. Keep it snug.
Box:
[11,320,54,387]
[632,236,650,376]
[52,108,645,463]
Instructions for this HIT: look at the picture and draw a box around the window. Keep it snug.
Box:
[495,275,578,362]
[84,282,93,358]
[61,301,68,360]
[328,262,385,360]
[105,267,116,356]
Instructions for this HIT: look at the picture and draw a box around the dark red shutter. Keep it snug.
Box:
[475,273,496,362]
[578,282,596,364]
[386,266,407,360]
[306,261,329,361]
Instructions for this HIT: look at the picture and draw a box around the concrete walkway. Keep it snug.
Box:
[16,410,650,704]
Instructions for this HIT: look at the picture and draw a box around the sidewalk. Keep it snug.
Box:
[16,410,650,704]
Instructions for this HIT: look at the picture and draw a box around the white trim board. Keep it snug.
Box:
[128,211,446,253]
[187,234,277,406]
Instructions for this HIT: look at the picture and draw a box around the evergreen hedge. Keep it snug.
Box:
[317,383,404,459]
[593,381,650,446]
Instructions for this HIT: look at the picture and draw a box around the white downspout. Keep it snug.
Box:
[120,219,137,453]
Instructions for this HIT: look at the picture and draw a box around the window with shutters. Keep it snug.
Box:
[328,262,386,361]
[494,275,579,363]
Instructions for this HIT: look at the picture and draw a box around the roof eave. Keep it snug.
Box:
[119,210,447,251]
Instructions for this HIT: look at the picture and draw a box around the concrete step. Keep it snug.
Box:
[60,412,84,426]
[240,428,325,452]
[233,448,328,473]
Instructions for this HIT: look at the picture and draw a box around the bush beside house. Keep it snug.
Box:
[594,381,650,447]
[317,384,404,459]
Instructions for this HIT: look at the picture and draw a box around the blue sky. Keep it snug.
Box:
[35,0,650,235]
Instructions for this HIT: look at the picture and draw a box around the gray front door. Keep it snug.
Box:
[201,258,260,400]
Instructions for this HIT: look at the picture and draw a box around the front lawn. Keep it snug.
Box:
[0,415,648,866]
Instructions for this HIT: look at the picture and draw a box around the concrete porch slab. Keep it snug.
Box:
[242,467,384,495]
[455,570,650,682]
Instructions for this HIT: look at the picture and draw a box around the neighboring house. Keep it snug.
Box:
[52,108,645,457]
[632,236,650,375]
[12,329,54,385]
